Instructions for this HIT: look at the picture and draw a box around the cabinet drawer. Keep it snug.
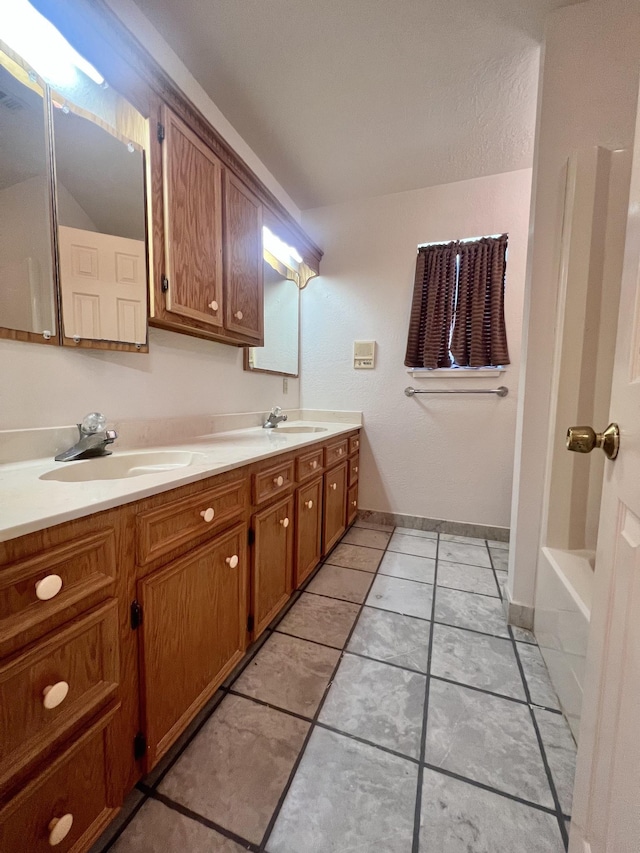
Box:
[347,482,359,527]
[324,439,348,468]
[0,530,116,659]
[0,710,117,853]
[348,453,360,486]
[137,477,248,565]
[349,434,361,455]
[0,600,119,798]
[253,459,294,505]
[296,447,324,483]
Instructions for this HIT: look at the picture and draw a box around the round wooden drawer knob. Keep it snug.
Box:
[35,575,63,601]
[331,483,337,491]
[354,466,358,473]
[43,681,69,710]
[200,507,215,523]
[234,310,243,320]
[310,460,318,469]
[280,517,290,528]
[274,475,284,487]
[48,814,73,846]
[305,500,313,509]
[355,441,359,448]
[338,448,344,455]
[352,500,357,507]
[226,555,239,569]
[208,300,219,311]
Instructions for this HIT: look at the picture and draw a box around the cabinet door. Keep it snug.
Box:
[162,106,224,329]
[252,495,294,637]
[138,523,247,766]
[223,171,263,341]
[347,482,358,527]
[323,462,347,554]
[295,478,323,587]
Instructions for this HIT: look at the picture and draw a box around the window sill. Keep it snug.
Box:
[406,367,506,379]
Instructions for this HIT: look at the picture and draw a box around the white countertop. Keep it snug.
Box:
[0,419,361,543]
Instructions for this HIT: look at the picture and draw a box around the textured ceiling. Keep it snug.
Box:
[132,0,583,210]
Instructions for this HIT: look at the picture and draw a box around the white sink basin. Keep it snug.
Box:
[274,426,328,434]
[40,451,208,483]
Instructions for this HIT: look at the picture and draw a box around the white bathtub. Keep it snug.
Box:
[534,547,593,741]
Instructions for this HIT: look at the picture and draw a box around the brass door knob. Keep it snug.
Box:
[566,423,620,460]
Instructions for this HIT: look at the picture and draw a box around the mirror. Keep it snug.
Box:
[246,254,299,376]
[0,48,57,343]
[52,83,149,348]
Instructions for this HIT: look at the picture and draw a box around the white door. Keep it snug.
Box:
[569,86,640,853]
[58,225,147,344]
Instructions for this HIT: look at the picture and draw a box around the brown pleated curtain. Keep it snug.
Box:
[404,234,510,369]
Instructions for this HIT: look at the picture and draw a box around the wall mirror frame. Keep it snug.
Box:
[0,30,151,353]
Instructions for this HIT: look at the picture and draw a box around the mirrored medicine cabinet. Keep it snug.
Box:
[0,39,150,351]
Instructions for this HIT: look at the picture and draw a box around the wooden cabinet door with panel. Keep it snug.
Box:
[138,522,247,767]
[223,171,263,342]
[295,478,323,587]
[161,105,224,329]
[252,494,294,637]
[323,462,347,554]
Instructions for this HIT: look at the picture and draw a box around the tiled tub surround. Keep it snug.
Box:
[93,524,575,853]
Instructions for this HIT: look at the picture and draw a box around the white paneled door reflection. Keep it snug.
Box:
[58,225,146,344]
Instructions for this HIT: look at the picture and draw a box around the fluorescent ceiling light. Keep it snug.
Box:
[263,226,303,267]
[1,0,104,87]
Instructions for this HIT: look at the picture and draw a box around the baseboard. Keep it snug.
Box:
[502,583,534,630]
[357,509,509,543]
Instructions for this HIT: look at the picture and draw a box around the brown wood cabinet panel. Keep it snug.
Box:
[348,453,360,487]
[0,530,116,659]
[223,172,263,341]
[138,523,247,766]
[252,494,294,637]
[0,600,119,798]
[347,482,359,527]
[253,459,295,506]
[349,434,361,455]
[162,105,224,329]
[295,478,323,587]
[324,439,348,468]
[136,476,248,565]
[295,447,324,483]
[323,462,348,554]
[0,710,118,853]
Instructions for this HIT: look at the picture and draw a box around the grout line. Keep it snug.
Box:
[273,628,345,652]
[256,526,397,851]
[508,624,569,850]
[323,561,380,574]
[429,673,529,707]
[141,786,261,852]
[333,540,391,553]
[94,788,149,852]
[411,534,440,853]
[485,539,506,601]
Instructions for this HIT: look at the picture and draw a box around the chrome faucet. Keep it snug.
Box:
[263,406,288,429]
[55,412,118,462]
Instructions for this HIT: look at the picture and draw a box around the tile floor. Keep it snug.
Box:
[92,520,577,853]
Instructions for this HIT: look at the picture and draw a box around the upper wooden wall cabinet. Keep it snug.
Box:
[29,0,322,349]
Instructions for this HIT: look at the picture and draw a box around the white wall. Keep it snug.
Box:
[509,0,640,612]
[0,2,300,431]
[301,169,532,529]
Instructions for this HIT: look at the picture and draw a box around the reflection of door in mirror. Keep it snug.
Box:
[52,87,149,348]
[0,49,56,343]
[247,257,299,376]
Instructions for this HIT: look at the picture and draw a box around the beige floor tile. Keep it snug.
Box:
[109,798,246,852]
[159,694,309,845]
[234,632,340,716]
[277,593,360,648]
[306,563,374,604]
[341,526,392,549]
[325,542,384,572]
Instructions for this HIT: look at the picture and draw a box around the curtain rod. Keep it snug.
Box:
[417,233,506,248]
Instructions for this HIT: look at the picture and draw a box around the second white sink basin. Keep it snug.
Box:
[274,426,328,434]
[40,451,208,483]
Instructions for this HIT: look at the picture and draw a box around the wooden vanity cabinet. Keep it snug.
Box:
[323,461,348,553]
[294,477,323,586]
[137,522,248,766]
[251,494,294,638]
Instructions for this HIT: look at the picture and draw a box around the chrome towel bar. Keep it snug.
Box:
[404,386,508,397]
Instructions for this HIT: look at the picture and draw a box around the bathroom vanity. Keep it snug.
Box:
[0,421,360,850]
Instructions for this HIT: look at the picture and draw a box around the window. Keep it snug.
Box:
[404,234,509,369]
